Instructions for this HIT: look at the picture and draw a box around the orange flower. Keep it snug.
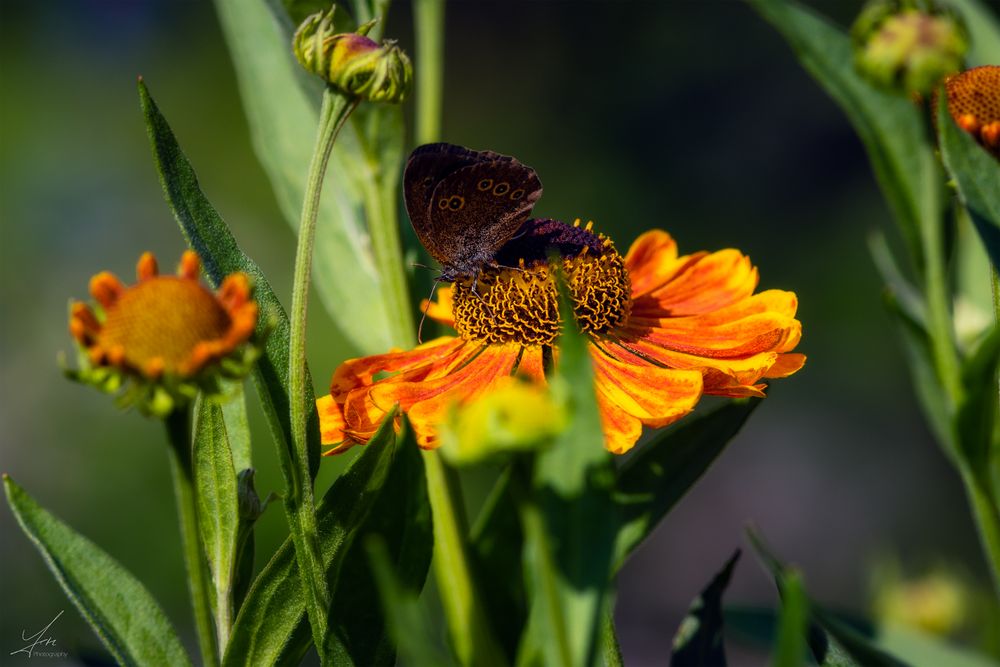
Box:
[318,220,805,454]
[68,250,259,415]
[946,65,1000,157]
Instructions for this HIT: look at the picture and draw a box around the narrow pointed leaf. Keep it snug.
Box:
[614,399,760,565]
[221,384,252,474]
[4,476,191,667]
[223,416,405,666]
[938,92,1000,271]
[670,549,741,667]
[749,0,941,268]
[139,79,319,482]
[194,399,240,647]
[747,528,907,667]
[770,570,809,667]
[212,0,397,354]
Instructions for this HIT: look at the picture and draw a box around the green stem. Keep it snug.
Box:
[423,451,504,666]
[414,0,445,145]
[288,89,358,661]
[600,610,624,667]
[358,130,415,345]
[920,206,963,408]
[165,408,218,667]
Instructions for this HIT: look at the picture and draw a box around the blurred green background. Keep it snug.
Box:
[0,1,991,664]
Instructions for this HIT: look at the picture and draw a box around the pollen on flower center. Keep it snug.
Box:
[451,219,631,345]
[99,278,231,372]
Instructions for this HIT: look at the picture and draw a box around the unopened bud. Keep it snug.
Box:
[293,8,412,104]
[851,1,967,96]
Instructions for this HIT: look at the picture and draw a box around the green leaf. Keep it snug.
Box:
[947,0,1000,66]
[614,399,760,566]
[770,570,809,667]
[749,0,942,269]
[938,90,1000,272]
[281,426,433,666]
[876,625,1000,667]
[670,549,741,667]
[194,398,240,649]
[138,79,320,484]
[518,287,618,667]
[212,0,398,355]
[221,383,252,474]
[3,476,191,667]
[747,527,907,667]
[955,324,1000,481]
[367,536,453,667]
[223,416,402,666]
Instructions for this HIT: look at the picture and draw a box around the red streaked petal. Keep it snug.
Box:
[645,249,758,315]
[329,336,466,397]
[422,285,456,327]
[595,389,643,455]
[515,345,546,384]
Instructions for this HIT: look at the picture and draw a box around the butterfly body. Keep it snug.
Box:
[403,143,543,281]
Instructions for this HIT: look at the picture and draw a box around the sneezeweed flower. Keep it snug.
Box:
[293,8,412,104]
[318,219,805,454]
[945,65,1000,158]
[67,250,259,417]
[851,0,967,96]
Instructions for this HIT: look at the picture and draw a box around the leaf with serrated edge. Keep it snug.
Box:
[4,476,191,667]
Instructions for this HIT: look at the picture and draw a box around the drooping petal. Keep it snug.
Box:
[763,352,807,378]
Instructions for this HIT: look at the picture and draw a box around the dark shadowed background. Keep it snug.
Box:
[0,1,989,664]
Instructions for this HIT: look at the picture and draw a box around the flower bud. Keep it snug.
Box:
[293,9,412,104]
[851,1,967,96]
[872,566,969,636]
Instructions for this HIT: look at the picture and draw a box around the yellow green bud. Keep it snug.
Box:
[872,567,969,636]
[440,378,569,466]
[293,8,412,104]
[851,1,967,96]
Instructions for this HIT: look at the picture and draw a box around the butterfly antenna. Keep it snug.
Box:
[417,278,443,344]
[411,261,435,272]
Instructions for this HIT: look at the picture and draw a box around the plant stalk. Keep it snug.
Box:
[961,466,1000,600]
[423,451,504,666]
[414,0,445,145]
[165,408,218,667]
[288,88,358,661]
[919,203,963,408]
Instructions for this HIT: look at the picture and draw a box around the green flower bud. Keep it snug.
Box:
[293,8,412,104]
[851,1,967,96]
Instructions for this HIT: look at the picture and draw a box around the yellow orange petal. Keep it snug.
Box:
[422,284,456,326]
[764,352,807,378]
[136,252,158,281]
[595,389,643,455]
[625,230,696,298]
[515,345,547,384]
[644,249,758,316]
[330,336,465,397]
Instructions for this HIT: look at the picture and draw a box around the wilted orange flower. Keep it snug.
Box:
[68,250,258,415]
[318,220,804,454]
[946,65,1000,157]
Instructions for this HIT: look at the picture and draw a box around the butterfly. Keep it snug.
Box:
[403,142,543,282]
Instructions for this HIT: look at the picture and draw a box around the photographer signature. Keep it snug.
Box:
[10,610,64,658]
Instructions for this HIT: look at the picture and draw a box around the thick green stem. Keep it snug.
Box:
[423,451,504,666]
[358,135,415,345]
[920,207,963,408]
[288,89,358,661]
[165,409,218,667]
[414,0,445,145]
[961,466,1000,600]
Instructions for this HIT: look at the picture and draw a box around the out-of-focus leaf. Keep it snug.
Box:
[518,288,618,667]
[139,79,320,482]
[955,325,1000,481]
[222,415,400,666]
[213,0,398,355]
[670,550,741,667]
[867,231,926,326]
[3,476,191,667]
[747,528,907,667]
[277,427,433,666]
[938,91,1000,271]
[470,469,527,662]
[883,291,956,454]
[877,625,1000,667]
[614,399,760,566]
[770,570,809,667]
[947,0,1000,65]
[194,399,240,647]
[749,0,942,269]
[367,536,453,667]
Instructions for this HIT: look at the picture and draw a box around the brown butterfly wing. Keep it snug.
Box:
[404,143,542,276]
[425,159,543,276]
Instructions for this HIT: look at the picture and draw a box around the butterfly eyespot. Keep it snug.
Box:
[437,197,450,210]
[477,178,493,191]
[449,196,465,210]
[493,182,510,196]
[510,188,525,200]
